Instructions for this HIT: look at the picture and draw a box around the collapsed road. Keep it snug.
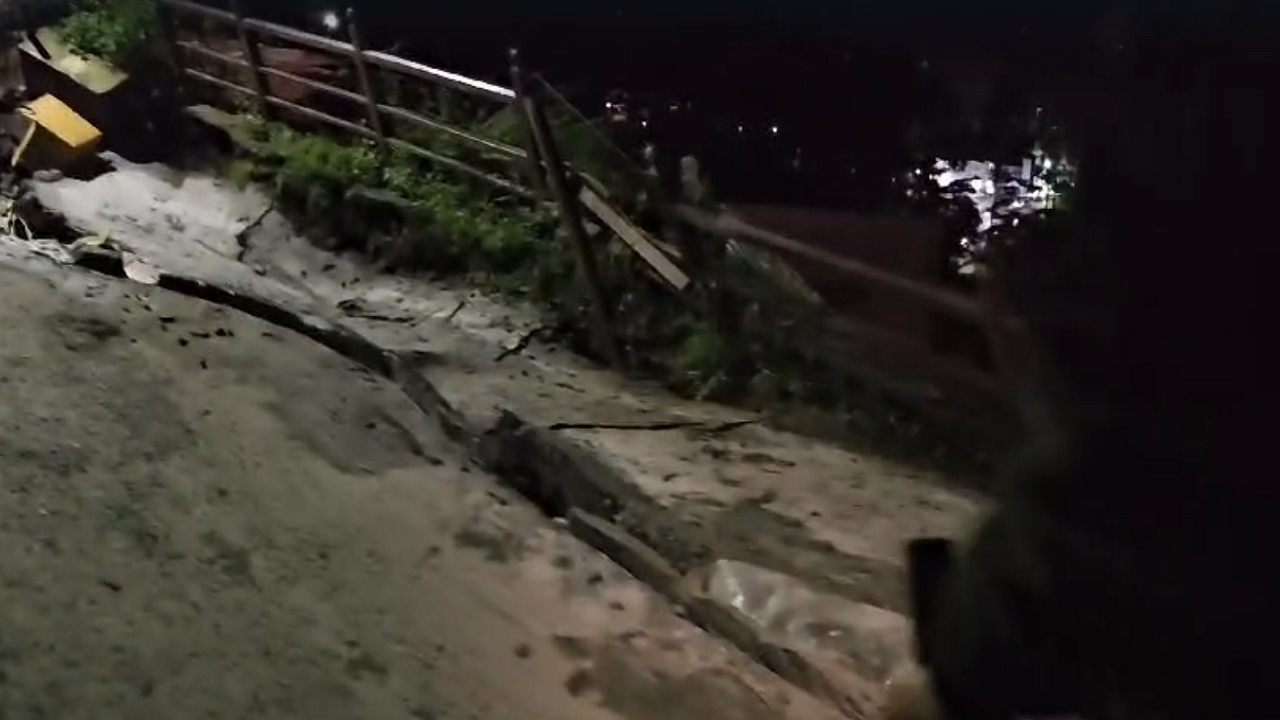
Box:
[5,150,980,719]
[0,254,849,720]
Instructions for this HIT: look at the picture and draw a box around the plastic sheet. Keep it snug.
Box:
[701,558,911,683]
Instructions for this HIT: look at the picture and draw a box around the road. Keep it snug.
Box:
[0,260,846,720]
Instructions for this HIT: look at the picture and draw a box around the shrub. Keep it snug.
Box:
[58,0,159,65]
[253,123,554,277]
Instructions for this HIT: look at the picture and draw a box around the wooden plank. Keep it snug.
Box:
[386,136,535,198]
[258,63,361,104]
[378,103,525,160]
[182,67,254,98]
[240,17,351,56]
[263,92,368,135]
[579,185,690,291]
[178,39,363,105]
[161,0,235,25]
[364,50,515,103]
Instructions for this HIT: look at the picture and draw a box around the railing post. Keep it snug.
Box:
[646,147,702,273]
[16,0,50,59]
[227,0,271,118]
[506,48,547,196]
[152,0,181,74]
[344,6,387,152]
[522,88,623,370]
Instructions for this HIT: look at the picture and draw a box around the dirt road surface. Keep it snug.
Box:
[0,262,848,720]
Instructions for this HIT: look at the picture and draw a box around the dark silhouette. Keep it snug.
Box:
[907,15,1280,719]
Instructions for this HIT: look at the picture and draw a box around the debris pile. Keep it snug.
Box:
[0,40,139,272]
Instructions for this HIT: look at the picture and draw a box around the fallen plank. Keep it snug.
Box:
[579,185,690,291]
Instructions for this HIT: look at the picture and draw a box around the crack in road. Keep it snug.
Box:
[234,198,277,262]
[546,419,758,433]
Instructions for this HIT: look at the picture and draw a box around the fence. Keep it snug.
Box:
[152,0,1009,427]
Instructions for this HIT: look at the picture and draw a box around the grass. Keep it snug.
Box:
[261,123,551,274]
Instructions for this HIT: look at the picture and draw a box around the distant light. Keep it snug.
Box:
[769,125,779,135]
[641,120,648,129]
[737,124,744,133]
[320,10,340,32]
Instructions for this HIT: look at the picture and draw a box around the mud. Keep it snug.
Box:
[471,413,898,717]
[35,236,917,718]
[0,256,849,720]
[24,240,938,719]
[25,156,984,718]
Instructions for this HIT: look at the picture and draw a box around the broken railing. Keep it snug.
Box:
[152,0,1008,423]
[672,206,1007,401]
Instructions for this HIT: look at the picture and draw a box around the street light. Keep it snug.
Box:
[319,9,340,33]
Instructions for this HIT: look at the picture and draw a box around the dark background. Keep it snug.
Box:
[226,0,1226,208]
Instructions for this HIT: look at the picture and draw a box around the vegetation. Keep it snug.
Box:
[255,124,551,273]
[212,111,1004,476]
[57,0,158,65]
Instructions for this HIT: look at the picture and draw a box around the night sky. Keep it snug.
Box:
[234,0,1109,207]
